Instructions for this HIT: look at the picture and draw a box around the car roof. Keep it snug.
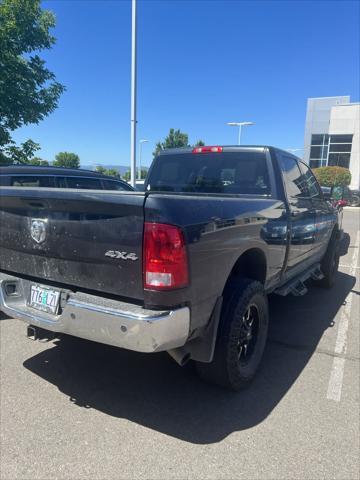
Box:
[0,165,125,181]
[158,145,296,155]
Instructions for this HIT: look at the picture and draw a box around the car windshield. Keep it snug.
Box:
[147,151,271,195]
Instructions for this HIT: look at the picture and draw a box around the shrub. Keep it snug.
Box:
[312,166,351,187]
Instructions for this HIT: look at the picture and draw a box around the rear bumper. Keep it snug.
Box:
[0,273,190,353]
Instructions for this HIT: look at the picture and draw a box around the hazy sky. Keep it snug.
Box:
[12,0,360,167]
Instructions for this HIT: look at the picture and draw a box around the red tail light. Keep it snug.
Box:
[143,223,189,290]
[192,146,223,154]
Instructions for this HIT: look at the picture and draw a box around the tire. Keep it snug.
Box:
[196,278,269,391]
[318,230,340,288]
[350,195,360,207]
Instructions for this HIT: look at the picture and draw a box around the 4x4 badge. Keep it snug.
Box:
[105,250,138,261]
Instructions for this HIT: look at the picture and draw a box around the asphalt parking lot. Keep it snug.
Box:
[0,209,359,480]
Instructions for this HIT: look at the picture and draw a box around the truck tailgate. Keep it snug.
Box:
[0,188,145,300]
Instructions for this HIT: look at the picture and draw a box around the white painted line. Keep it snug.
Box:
[327,231,360,402]
[327,357,346,402]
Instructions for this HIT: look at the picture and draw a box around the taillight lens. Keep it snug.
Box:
[143,223,189,290]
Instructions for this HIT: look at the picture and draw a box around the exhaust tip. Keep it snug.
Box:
[167,348,191,366]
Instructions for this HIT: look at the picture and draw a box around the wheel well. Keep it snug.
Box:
[223,249,267,294]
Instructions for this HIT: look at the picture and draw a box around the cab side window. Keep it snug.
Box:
[298,162,322,198]
[278,154,308,199]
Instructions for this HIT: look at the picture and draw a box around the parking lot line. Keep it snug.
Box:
[327,231,360,402]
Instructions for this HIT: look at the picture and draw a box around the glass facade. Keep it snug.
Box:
[309,134,352,169]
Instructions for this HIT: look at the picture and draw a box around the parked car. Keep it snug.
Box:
[0,166,134,191]
[321,184,360,207]
[0,146,340,390]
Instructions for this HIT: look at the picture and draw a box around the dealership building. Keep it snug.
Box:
[303,96,360,189]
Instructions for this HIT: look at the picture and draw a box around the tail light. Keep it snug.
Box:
[192,146,223,154]
[143,223,189,290]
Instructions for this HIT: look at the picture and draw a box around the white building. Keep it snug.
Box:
[303,96,360,189]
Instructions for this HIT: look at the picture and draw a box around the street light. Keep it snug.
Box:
[227,121,255,145]
[138,139,148,180]
[130,0,137,188]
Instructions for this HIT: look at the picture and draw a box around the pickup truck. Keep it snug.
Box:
[0,146,340,390]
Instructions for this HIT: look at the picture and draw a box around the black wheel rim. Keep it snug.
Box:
[237,304,259,365]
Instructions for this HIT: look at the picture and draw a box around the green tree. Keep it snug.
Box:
[106,168,120,178]
[313,166,351,187]
[194,140,205,147]
[95,166,120,178]
[94,165,107,175]
[53,152,80,169]
[123,168,147,182]
[0,0,65,164]
[0,139,40,165]
[153,128,189,157]
[28,156,49,166]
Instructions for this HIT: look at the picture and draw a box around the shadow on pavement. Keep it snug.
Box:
[0,310,11,320]
[23,270,356,444]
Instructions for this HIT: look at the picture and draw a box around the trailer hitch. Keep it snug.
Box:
[26,325,57,342]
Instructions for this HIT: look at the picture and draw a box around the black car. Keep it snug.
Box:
[0,166,134,191]
[0,146,340,390]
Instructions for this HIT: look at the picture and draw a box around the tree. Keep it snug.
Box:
[0,0,65,164]
[53,152,80,169]
[123,168,147,182]
[0,139,40,165]
[94,165,107,175]
[28,156,49,166]
[106,168,120,178]
[313,166,351,187]
[95,166,120,178]
[194,140,205,147]
[153,128,189,157]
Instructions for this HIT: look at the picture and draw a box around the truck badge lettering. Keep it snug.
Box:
[105,250,138,261]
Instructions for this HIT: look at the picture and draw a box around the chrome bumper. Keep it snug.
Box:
[0,273,190,352]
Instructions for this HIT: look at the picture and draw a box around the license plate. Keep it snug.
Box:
[29,285,61,315]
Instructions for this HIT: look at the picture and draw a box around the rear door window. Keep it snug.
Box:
[102,179,132,191]
[10,176,55,187]
[148,151,271,195]
[55,176,67,188]
[66,177,102,189]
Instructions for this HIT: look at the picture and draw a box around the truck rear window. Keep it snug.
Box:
[147,152,271,195]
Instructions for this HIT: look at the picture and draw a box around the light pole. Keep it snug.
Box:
[138,139,148,180]
[227,121,255,145]
[130,0,137,188]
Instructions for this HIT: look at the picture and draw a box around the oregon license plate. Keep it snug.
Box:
[29,285,61,315]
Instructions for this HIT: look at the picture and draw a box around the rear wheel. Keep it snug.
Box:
[196,278,269,391]
[318,230,340,288]
[350,195,360,207]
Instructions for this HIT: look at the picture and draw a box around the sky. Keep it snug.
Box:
[12,0,360,168]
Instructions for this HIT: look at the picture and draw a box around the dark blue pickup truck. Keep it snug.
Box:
[0,146,340,390]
